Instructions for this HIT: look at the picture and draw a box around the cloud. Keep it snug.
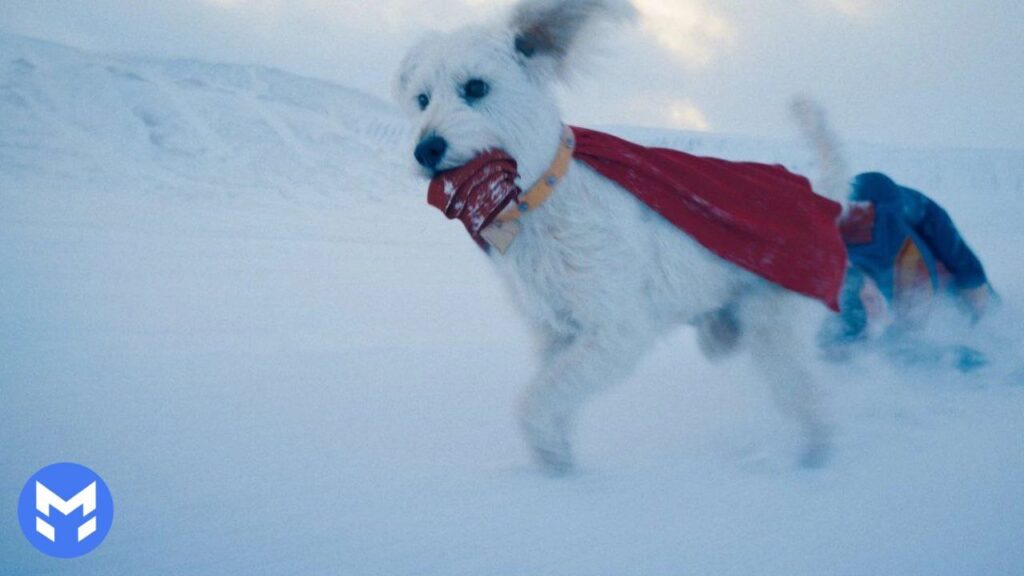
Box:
[194,0,738,69]
[818,0,877,17]
[615,94,712,132]
[196,0,499,32]
[202,0,249,6]
[632,0,736,68]
[668,100,711,131]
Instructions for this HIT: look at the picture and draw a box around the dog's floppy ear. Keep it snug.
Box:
[511,0,634,76]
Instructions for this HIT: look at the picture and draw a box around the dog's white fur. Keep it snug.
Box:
[396,0,831,473]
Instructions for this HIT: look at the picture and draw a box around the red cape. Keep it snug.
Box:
[571,127,847,311]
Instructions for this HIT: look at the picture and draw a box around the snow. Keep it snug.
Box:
[2,32,1023,575]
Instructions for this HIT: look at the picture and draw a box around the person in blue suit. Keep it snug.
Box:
[823,172,997,370]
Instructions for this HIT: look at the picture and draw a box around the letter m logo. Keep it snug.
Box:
[35,481,97,543]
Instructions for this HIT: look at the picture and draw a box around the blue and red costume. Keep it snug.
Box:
[825,172,993,367]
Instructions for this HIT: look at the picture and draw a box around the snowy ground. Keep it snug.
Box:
[2,33,1023,576]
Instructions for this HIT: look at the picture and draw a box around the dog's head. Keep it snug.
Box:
[394,0,634,184]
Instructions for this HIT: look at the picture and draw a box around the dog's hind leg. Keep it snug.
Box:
[740,289,832,468]
[518,324,650,475]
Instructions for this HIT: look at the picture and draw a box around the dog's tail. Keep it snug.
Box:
[790,97,850,205]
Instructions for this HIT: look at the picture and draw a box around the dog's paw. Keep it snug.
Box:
[517,398,575,475]
[798,439,830,470]
[531,440,575,476]
[798,422,832,470]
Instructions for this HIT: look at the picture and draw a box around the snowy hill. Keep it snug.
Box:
[2,33,1023,576]
[1,33,412,207]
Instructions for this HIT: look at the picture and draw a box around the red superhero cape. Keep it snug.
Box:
[570,127,846,311]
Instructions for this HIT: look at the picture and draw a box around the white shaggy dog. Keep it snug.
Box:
[395,0,834,473]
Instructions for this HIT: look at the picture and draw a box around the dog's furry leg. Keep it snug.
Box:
[518,325,649,474]
[740,289,832,468]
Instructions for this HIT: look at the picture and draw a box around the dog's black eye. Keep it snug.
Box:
[417,93,430,111]
[462,79,490,102]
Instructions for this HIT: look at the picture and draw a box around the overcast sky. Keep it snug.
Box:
[3,0,1022,149]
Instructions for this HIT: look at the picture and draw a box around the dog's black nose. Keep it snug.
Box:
[414,135,448,170]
